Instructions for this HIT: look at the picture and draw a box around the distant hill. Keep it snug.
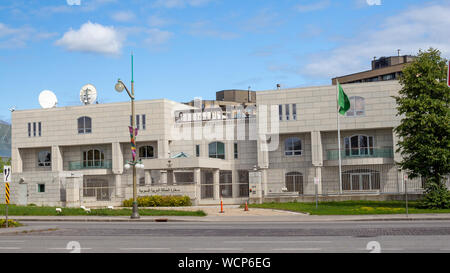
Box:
[0,120,11,158]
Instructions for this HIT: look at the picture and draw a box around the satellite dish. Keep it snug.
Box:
[80,84,98,105]
[39,90,58,109]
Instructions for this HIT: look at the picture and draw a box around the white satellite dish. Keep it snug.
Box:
[80,84,98,105]
[39,90,58,109]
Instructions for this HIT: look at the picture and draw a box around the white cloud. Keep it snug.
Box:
[0,23,56,48]
[367,0,382,6]
[148,15,172,27]
[145,28,173,46]
[153,0,212,8]
[296,0,330,13]
[111,11,135,22]
[299,4,450,80]
[241,8,283,34]
[188,21,238,40]
[55,21,123,55]
[67,0,81,5]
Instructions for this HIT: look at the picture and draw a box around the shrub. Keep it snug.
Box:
[0,219,22,228]
[122,195,192,207]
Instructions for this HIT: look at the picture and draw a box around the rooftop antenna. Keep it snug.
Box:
[80,84,98,105]
[39,90,58,109]
[248,86,251,103]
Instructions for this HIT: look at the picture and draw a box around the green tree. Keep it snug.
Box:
[0,157,11,172]
[394,48,450,208]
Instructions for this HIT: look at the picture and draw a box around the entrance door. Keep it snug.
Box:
[351,174,361,191]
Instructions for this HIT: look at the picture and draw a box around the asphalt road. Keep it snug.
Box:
[1,220,450,253]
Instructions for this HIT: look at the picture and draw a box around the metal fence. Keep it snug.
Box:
[265,164,450,197]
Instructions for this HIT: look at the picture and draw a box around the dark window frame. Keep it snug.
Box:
[78,116,92,134]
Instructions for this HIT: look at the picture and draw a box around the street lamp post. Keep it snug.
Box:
[115,54,141,219]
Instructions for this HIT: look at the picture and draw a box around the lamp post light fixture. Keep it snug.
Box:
[115,53,140,219]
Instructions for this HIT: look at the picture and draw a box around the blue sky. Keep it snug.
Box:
[1,0,449,122]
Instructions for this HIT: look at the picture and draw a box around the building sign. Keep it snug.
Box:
[174,106,256,123]
[139,186,183,194]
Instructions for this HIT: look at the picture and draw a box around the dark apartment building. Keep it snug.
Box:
[332,55,416,85]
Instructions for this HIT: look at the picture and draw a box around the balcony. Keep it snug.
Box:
[326,147,394,161]
[69,160,112,171]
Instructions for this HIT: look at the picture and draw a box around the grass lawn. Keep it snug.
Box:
[246,200,450,215]
[0,205,206,217]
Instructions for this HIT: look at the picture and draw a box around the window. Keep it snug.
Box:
[342,169,380,191]
[285,104,290,120]
[139,146,154,159]
[285,172,303,194]
[142,114,146,130]
[344,135,374,156]
[139,177,145,186]
[131,115,146,130]
[83,149,104,167]
[38,122,41,137]
[346,96,365,117]
[78,116,92,134]
[292,104,297,120]
[28,123,31,137]
[38,150,51,167]
[196,144,200,157]
[238,170,249,197]
[234,142,238,159]
[279,105,283,121]
[37,184,45,193]
[284,137,302,156]
[209,142,225,159]
[33,122,36,137]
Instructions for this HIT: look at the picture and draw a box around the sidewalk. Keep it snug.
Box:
[4,208,450,223]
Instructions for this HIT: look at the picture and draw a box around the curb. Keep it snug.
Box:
[9,216,450,223]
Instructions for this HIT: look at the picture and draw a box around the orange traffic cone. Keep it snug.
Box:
[220,198,224,213]
[244,201,249,212]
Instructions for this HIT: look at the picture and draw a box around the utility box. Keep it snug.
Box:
[249,171,262,203]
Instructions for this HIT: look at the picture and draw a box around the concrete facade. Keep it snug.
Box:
[6,81,428,207]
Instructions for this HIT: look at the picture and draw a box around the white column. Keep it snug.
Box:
[12,148,23,173]
[114,174,123,197]
[213,169,220,200]
[160,170,168,185]
[112,142,124,174]
[232,170,240,198]
[145,170,151,185]
[158,140,170,159]
[51,145,63,172]
[193,168,201,205]
[315,167,322,194]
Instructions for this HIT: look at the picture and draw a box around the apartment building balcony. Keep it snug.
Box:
[324,147,394,166]
[69,160,113,170]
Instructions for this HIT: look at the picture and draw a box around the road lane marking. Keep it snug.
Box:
[272,248,322,251]
[0,247,21,250]
[119,248,171,250]
[190,248,243,251]
[48,248,92,250]
[224,241,332,244]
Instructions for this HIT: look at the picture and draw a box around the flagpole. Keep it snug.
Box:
[336,80,343,194]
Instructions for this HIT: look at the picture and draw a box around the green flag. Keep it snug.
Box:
[338,83,350,115]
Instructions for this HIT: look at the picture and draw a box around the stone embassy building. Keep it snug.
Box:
[4,81,433,207]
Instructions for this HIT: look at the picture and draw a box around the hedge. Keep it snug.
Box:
[122,195,192,207]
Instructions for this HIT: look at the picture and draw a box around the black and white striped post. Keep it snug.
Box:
[3,166,11,228]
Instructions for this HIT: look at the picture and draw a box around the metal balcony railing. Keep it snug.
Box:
[327,147,394,160]
[69,160,113,170]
